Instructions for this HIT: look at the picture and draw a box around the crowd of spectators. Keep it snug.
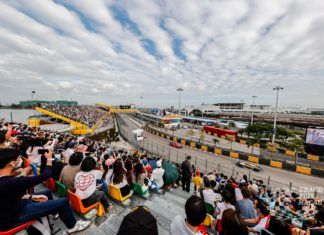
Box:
[0,118,323,235]
[42,104,107,128]
[173,158,324,235]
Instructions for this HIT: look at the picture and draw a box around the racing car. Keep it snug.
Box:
[236,160,262,172]
[169,141,183,148]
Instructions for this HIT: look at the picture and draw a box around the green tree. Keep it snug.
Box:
[199,130,205,144]
[228,121,236,128]
[186,129,195,141]
[288,138,304,165]
[213,137,219,148]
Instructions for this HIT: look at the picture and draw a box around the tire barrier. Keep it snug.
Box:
[145,126,324,178]
[283,162,297,172]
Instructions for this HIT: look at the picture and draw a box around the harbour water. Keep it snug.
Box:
[0,109,36,124]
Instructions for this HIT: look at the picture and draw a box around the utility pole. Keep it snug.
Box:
[176,88,183,115]
[272,86,284,144]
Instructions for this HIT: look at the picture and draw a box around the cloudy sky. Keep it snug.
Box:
[0,0,323,108]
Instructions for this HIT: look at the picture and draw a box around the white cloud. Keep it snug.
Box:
[0,0,323,108]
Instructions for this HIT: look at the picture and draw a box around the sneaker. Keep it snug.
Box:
[68,220,92,234]
[53,213,59,219]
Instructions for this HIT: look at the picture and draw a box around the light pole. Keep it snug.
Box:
[176,88,183,115]
[240,99,244,118]
[272,86,284,144]
[251,96,257,125]
[139,96,143,125]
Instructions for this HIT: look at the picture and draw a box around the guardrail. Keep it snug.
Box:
[116,116,324,199]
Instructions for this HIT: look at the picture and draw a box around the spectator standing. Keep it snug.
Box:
[181,155,193,193]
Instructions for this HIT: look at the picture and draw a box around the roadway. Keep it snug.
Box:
[117,114,324,199]
[141,120,324,169]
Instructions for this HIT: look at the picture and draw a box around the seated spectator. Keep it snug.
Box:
[215,190,235,220]
[235,187,257,219]
[75,157,111,211]
[221,208,248,235]
[132,162,148,192]
[267,216,291,235]
[104,157,115,184]
[142,159,152,178]
[110,158,131,201]
[151,160,165,191]
[215,190,235,232]
[124,158,134,187]
[201,177,219,207]
[170,195,207,235]
[0,148,91,233]
[245,200,270,233]
[59,152,83,191]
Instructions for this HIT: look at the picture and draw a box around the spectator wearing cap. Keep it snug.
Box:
[171,195,207,235]
[59,152,83,191]
[151,160,165,192]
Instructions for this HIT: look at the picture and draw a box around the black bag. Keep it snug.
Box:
[117,206,158,235]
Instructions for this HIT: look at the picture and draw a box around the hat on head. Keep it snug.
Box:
[105,158,115,167]
[156,160,162,168]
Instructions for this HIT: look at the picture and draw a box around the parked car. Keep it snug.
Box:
[169,141,183,148]
[236,160,262,172]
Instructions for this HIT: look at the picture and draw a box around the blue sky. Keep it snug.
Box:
[0,0,323,108]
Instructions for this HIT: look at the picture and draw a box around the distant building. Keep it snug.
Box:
[19,100,77,107]
[213,103,244,110]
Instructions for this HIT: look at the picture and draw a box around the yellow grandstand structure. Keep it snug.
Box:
[33,107,107,135]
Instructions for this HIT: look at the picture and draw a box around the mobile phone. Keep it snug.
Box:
[38,149,49,155]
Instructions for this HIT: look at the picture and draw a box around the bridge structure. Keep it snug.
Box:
[95,102,138,113]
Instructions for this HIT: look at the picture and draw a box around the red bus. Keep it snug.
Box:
[203,126,238,140]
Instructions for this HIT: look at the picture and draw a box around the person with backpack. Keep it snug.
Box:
[181,155,193,193]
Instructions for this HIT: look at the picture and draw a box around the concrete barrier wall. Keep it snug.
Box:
[270,160,283,168]
[248,156,259,164]
[307,154,320,162]
[296,166,311,175]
